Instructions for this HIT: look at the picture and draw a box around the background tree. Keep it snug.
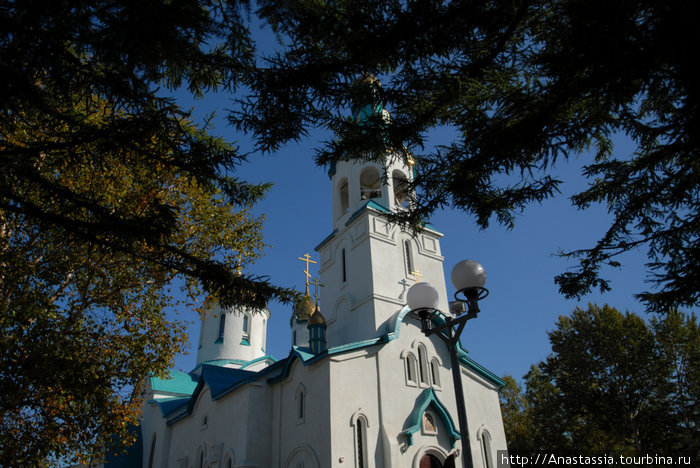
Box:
[499,305,700,456]
[236,0,700,313]
[1,0,294,463]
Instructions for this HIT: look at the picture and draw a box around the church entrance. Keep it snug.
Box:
[419,453,456,468]
[419,454,442,468]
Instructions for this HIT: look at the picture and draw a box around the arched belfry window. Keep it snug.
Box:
[360,167,381,200]
[392,169,410,207]
[339,178,349,215]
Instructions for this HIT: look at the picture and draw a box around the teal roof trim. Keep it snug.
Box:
[459,350,506,388]
[346,200,390,225]
[240,354,278,369]
[385,307,505,388]
[315,229,339,251]
[401,388,461,448]
[150,371,198,396]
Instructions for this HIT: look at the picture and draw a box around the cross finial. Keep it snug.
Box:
[411,269,424,283]
[309,277,324,303]
[298,253,317,289]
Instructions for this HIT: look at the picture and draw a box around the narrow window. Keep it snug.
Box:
[298,389,305,420]
[353,414,369,468]
[242,315,248,333]
[405,353,418,386]
[148,434,156,468]
[218,314,226,341]
[357,421,365,468]
[481,430,494,468]
[418,346,429,386]
[198,449,204,468]
[339,179,349,214]
[342,248,347,282]
[404,240,413,276]
[293,330,297,346]
[431,359,441,388]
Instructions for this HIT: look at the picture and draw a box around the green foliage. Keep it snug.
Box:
[237,0,700,312]
[0,0,295,463]
[499,305,700,455]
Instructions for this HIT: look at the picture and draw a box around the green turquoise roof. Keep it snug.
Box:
[150,371,198,396]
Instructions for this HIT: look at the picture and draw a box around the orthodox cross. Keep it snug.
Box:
[309,277,324,303]
[298,253,317,288]
[411,269,424,283]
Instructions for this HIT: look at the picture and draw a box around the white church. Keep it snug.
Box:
[116,86,509,468]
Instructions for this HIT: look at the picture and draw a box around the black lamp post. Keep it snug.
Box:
[407,260,489,468]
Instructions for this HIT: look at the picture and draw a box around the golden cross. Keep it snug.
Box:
[310,277,324,302]
[411,269,424,283]
[298,253,317,287]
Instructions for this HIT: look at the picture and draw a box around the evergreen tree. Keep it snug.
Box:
[1,1,294,463]
[237,0,700,313]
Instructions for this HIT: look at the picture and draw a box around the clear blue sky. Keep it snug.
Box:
[169,19,653,381]
[171,87,650,383]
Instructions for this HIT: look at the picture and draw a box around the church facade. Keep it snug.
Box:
[135,97,509,468]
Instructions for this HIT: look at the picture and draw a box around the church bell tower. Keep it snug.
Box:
[315,76,450,348]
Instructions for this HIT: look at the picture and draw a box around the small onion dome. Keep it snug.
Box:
[293,292,315,321]
[307,305,327,327]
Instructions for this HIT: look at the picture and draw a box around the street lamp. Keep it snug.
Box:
[406,260,489,468]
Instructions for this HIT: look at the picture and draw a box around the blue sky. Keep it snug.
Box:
[171,89,651,382]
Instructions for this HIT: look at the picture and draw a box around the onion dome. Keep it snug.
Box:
[307,304,327,326]
[293,287,316,322]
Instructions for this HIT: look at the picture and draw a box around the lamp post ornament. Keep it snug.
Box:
[407,260,489,468]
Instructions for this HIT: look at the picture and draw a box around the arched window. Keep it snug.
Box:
[479,428,494,468]
[431,358,441,388]
[296,385,305,422]
[392,169,410,207]
[351,412,369,468]
[339,178,349,215]
[417,345,429,386]
[403,351,418,386]
[360,167,381,200]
